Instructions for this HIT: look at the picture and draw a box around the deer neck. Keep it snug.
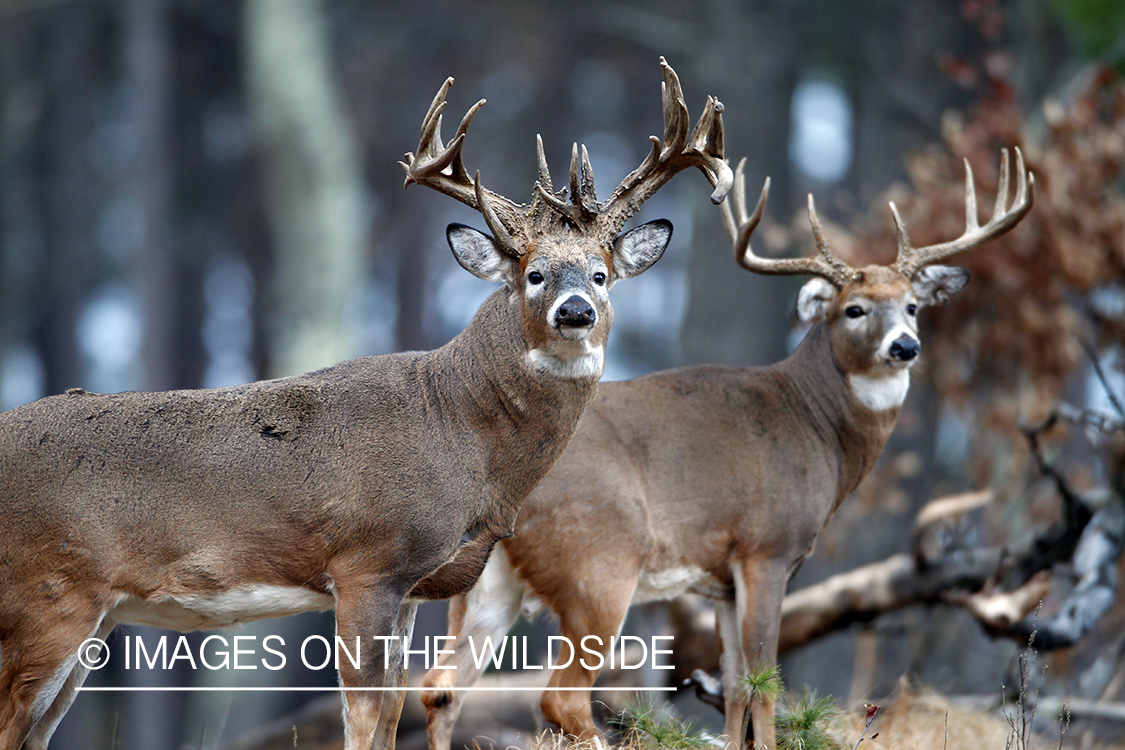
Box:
[429,288,601,512]
[779,322,902,506]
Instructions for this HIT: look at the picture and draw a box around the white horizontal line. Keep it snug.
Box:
[78,686,676,693]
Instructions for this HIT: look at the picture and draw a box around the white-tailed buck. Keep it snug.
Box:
[0,59,731,750]
[422,150,1033,749]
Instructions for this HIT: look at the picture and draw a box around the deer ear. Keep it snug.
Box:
[611,219,673,282]
[797,278,836,322]
[447,224,515,284]
[912,265,970,306]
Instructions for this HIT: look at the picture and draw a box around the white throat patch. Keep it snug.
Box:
[526,343,604,379]
[849,370,910,412]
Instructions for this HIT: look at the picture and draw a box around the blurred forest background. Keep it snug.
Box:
[1,0,1123,748]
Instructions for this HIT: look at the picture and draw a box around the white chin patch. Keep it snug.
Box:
[526,343,604,379]
[849,370,910,412]
[557,324,592,341]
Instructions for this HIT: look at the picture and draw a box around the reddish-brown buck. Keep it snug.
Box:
[421,150,1033,750]
[0,59,730,750]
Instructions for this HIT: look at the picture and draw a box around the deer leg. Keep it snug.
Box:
[422,552,523,750]
[0,600,105,749]
[715,598,749,750]
[333,582,402,750]
[371,599,419,750]
[725,558,788,750]
[23,617,116,750]
[540,585,633,740]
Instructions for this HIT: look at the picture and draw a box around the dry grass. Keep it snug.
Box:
[521,687,1071,750]
[832,689,1040,750]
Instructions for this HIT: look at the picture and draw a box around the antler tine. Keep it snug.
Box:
[531,134,577,223]
[400,76,528,256]
[474,172,520,258]
[568,143,581,215]
[579,145,598,211]
[659,65,691,159]
[534,180,573,217]
[964,158,979,230]
[446,98,486,183]
[535,134,553,193]
[725,169,770,271]
[417,78,452,155]
[592,57,734,244]
[992,148,1010,224]
[894,147,1035,277]
[564,143,599,219]
[889,202,912,261]
[807,194,861,286]
[720,158,749,242]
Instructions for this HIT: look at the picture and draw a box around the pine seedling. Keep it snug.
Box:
[774,690,842,750]
[738,663,786,741]
[611,695,712,750]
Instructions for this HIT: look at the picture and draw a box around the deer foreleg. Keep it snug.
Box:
[333,583,402,750]
[371,599,418,750]
[422,582,521,750]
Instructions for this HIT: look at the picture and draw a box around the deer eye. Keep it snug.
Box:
[845,305,865,319]
[906,303,917,316]
[527,271,545,285]
[592,272,606,286]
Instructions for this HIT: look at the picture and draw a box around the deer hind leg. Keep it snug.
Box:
[540,584,634,741]
[22,616,116,750]
[719,558,788,750]
[422,550,524,750]
[0,597,107,749]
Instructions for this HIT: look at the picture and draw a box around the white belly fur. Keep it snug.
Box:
[110,584,335,631]
[632,566,723,604]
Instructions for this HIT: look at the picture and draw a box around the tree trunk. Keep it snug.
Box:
[40,5,98,395]
[124,0,177,392]
[243,0,368,377]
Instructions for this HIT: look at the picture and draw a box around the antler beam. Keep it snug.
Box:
[722,158,859,287]
[893,147,1035,277]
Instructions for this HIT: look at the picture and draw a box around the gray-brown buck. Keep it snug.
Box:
[0,58,731,750]
[421,150,1033,749]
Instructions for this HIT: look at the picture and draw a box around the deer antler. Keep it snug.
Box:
[402,60,732,256]
[399,77,525,257]
[583,57,733,245]
[892,147,1035,277]
[723,148,1034,288]
[722,158,859,287]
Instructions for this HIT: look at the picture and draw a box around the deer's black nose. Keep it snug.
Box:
[889,335,920,361]
[555,296,596,328]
